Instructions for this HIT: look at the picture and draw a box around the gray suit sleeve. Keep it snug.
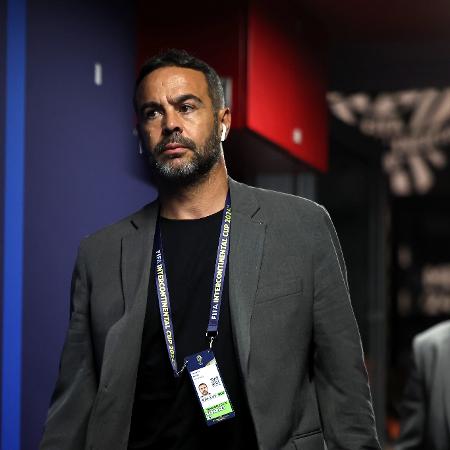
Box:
[40,241,98,450]
[395,340,425,450]
[313,206,380,449]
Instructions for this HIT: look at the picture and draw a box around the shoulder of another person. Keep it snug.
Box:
[414,320,450,354]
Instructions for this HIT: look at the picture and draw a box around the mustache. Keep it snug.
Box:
[154,134,196,155]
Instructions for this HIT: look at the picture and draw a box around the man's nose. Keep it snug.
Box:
[162,109,183,136]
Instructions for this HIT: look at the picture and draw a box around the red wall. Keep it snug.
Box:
[247,0,328,171]
[136,0,328,171]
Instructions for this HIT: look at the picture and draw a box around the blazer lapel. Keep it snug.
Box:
[99,201,158,377]
[229,179,266,377]
[121,201,159,314]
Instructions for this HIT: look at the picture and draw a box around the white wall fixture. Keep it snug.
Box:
[94,62,103,86]
[292,127,302,144]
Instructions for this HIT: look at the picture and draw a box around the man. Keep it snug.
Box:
[395,320,450,450]
[198,383,209,397]
[40,49,380,450]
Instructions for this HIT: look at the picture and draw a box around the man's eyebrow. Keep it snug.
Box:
[139,94,204,115]
[170,94,203,105]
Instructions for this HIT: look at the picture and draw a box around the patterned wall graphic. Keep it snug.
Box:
[328,89,450,196]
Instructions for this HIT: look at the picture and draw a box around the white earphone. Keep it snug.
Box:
[221,125,227,142]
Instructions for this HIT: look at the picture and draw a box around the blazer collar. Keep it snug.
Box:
[127,177,262,225]
[121,200,158,313]
[228,177,262,220]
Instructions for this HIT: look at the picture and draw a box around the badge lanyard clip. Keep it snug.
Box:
[206,331,218,349]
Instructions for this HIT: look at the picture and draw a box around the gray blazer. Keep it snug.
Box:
[40,178,380,450]
[396,320,450,450]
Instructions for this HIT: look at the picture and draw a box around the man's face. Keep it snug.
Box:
[199,383,209,396]
[135,66,224,185]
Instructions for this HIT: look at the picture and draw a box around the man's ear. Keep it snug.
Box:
[135,123,146,142]
[219,107,231,140]
[133,126,144,155]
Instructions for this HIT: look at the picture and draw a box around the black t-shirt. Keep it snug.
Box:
[128,210,258,450]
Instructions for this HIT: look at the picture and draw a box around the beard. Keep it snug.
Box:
[146,114,222,187]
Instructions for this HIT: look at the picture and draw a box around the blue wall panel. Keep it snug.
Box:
[0,0,7,446]
[21,1,156,448]
[2,0,26,449]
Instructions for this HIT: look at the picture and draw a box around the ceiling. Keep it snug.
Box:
[300,0,450,43]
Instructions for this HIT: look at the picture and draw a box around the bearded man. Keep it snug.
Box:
[40,49,380,450]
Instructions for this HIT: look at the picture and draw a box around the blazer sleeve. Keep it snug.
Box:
[40,241,98,450]
[394,340,426,450]
[313,206,380,449]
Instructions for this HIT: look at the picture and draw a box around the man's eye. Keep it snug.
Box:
[144,110,159,120]
[180,104,195,113]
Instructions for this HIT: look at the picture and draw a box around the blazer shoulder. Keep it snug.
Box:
[414,320,450,352]
[79,201,156,251]
[228,180,337,246]
[241,182,327,220]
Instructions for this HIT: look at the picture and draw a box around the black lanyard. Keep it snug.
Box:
[154,193,232,377]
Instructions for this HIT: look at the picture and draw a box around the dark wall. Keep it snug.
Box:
[330,42,450,91]
[21,1,156,448]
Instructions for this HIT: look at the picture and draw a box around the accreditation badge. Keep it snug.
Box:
[185,350,235,426]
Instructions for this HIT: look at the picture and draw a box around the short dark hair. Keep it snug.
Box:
[134,49,225,112]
